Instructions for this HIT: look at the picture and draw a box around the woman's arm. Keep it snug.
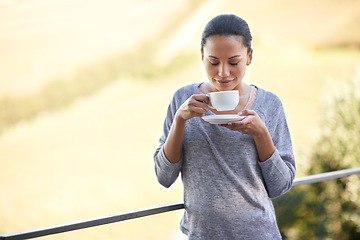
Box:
[154,93,209,187]
[164,94,209,163]
[223,109,296,198]
[224,109,275,162]
[163,117,186,163]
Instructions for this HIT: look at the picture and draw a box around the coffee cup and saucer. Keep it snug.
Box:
[202,90,245,124]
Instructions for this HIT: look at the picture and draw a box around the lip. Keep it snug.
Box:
[215,79,234,87]
[217,80,232,83]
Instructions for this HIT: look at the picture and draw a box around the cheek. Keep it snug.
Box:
[234,64,246,75]
[204,63,216,75]
[234,67,243,75]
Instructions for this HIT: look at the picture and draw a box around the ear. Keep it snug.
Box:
[201,49,204,62]
[246,49,253,66]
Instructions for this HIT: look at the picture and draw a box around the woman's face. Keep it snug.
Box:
[201,35,252,91]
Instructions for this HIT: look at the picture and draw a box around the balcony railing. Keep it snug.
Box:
[1,167,360,240]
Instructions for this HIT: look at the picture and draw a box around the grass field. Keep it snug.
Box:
[1,0,360,239]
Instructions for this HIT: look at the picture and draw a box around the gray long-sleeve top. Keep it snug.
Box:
[154,83,296,240]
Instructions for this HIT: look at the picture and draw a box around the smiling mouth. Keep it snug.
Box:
[216,79,234,84]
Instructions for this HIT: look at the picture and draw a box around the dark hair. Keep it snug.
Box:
[201,14,252,53]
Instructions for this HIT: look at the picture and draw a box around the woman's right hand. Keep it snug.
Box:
[175,94,210,121]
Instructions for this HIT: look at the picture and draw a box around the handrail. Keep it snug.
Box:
[1,167,360,240]
[0,202,185,240]
[292,167,360,186]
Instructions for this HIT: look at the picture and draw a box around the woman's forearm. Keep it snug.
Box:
[253,127,276,162]
[163,117,186,163]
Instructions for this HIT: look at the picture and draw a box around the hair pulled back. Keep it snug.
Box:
[201,14,252,53]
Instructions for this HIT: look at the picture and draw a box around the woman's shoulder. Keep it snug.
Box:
[166,83,201,107]
[252,85,286,121]
[253,85,283,106]
[173,83,201,98]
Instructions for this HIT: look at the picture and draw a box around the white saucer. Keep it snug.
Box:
[202,114,245,124]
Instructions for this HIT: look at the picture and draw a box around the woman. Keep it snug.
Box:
[154,14,296,239]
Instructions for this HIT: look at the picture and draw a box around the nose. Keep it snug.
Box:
[218,63,230,77]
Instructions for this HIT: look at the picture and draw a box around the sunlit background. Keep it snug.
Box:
[1,0,360,239]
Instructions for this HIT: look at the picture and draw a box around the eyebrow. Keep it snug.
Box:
[208,55,241,60]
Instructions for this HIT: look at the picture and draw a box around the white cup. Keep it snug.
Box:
[208,90,239,111]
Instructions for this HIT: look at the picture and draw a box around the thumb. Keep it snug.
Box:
[239,109,249,116]
[239,109,257,116]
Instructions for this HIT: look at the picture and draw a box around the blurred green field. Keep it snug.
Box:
[1,0,360,239]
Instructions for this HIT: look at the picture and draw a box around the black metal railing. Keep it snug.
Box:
[1,167,360,240]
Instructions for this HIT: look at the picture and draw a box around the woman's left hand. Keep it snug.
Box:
[219,109,266,137]
[220,109,275,162]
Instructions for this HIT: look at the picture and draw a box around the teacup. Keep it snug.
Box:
[208,90,239,111]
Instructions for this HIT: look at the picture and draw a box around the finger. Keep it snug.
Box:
[192,94,209,102]
[241,109,257,116]
[190,106,208,116]
[218,121,239,128]
[192,94,210,104]
[218,120,248,132]
[239,110,247,116]
[188,98,209,111]
[228,121,246,130]
[220,123,240,132]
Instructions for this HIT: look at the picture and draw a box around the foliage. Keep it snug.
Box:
[305,70,360,239]
[274,70,360,239]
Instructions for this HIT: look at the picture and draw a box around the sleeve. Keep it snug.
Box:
[153,92,183,188]
[258,96,296,198]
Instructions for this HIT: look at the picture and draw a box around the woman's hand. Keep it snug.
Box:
[164,94,209,163]
[221,109,265,137]
[220,109,275,162]
[175,94,210,121]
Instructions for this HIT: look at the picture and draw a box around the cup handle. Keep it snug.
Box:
[206,94,215,109]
